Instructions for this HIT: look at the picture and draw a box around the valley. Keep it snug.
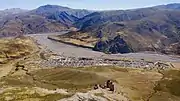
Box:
[0,32,179,101]
[31,32,180,62]
[0,3,180,55]
[0,2,180,101]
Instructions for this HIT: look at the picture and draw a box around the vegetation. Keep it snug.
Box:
[1,63,180,101]
[0,37,37,63]
[33,68,108,91]
[0,88,71,101]
[0,36,180,101]
[155,70,180,96]
[1,68,108,91]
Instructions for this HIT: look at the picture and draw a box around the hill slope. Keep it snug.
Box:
[0,14,68,37]
[0,5,92,37]
[32,5,92,26]
[61,3,180,54]
[33,5,92,18]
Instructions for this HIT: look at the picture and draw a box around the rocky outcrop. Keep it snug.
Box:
[93,35,131,54]
[168,42,180,55]
[59,93,107,101]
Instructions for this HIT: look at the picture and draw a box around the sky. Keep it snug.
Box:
[1,0,180,10]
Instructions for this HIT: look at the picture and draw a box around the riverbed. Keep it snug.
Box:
[28,32,180,63]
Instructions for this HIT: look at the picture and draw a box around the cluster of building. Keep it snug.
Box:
[39,55,173,69]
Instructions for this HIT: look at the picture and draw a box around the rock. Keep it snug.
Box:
[106,80,111,88]
[94,84,99,90]
[34,87,69,96]
[59,92,108,101]
[5,96,14,101]
[93,35,131,54]
[109,83,115,92]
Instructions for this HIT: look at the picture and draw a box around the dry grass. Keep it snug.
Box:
[55,32,98,48]
[173,63,180,69]
[1,64,180,101]
[0,36,38,64]
[154,70,180,95]
[32,68,108,91]
[0,87,71,101]
[76,67,163,101]
[1,68,108,92]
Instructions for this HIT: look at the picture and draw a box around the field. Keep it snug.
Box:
[1,65,180,101]
[48,32,98,49]
[0,36,38,64]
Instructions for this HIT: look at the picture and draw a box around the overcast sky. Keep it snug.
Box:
[1,0,180,10]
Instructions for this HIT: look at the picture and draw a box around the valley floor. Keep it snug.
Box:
[32,32,180,62]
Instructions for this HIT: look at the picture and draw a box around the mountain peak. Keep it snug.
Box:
[2,8,27,13]
[166,3,180,9]
[155,3,180,10]
[37,4,71,11]
[34,4,92,18]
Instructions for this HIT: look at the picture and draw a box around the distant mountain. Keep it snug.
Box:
[0,14,68,37]
[33,5,92,18]
[155,3,180,10]
[46,11,78,26]
[0,5,92,37]
[75,9,159,31]
[75,3,180,31]
[1,3,180,55]
[0,8,28,19]
[64,3,180,54]
[2,8,28,14]
[32,5,92,26]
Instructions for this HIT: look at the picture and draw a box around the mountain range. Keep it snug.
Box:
[0,3,180,54]
[69,3,180,54]
[0,5,92,37]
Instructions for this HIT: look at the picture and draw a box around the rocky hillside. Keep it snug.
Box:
[93,35,131,54]
[0,5,92,37]
[0,3,180,55]
[68,3,180,54]
[33,5,92,18]
[0,14,69,37]
[31,5,92,26]
[0,36,38,63]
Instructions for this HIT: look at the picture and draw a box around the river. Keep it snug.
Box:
[28,32,180,63]
[29,32,105,58]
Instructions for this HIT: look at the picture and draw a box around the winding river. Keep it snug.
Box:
[28,32,180,63]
